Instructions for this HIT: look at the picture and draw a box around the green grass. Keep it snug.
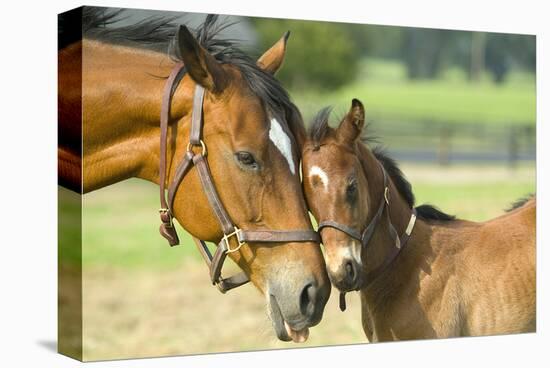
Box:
[413,180,535,221]
[61,164,535,269]
[292,58,536,126]
[404,163,535,221]
[58,187,82,266]
[79,179,202,269]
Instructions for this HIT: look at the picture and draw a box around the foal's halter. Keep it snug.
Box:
[157,63,320,293]
[317,162,417,310]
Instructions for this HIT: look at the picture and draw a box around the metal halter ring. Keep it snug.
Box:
[187,140,207,156]
[223,227,245,253]
[384,187,390,205]
[158,208,174,228]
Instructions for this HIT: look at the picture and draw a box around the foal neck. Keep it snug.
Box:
[357,144,415,278]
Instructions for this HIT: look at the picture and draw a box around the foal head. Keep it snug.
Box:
[170,20,329,341]
[302,99,375,291]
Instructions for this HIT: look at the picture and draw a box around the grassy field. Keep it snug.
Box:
[292,58,536,126]
[59,163,535,360]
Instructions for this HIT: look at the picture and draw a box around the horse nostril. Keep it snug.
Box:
[345,261,356,284]
[299,282,316,318]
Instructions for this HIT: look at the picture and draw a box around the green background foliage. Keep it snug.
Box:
[253,18,361,89]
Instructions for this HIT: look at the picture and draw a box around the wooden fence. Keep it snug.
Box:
[370,121,535,167]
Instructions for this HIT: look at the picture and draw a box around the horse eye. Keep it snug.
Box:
[235,151,258,168]
[346,180,358,200]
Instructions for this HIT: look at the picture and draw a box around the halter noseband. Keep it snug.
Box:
[158,63,320,293]
[317,162,417,309]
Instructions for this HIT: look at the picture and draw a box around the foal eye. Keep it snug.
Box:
[235,151,259,169]
[346,180,358,200]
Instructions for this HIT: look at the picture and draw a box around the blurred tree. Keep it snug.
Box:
[346,24,404,58]
[251,18,360,90]
[485,33,535,83]
[485,34,511,83]
[401,28,458,79]
[470,32,486,82]
[251,17,535,87]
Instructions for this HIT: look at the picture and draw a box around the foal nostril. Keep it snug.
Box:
[345,261,357,284]
[299,282,317,318]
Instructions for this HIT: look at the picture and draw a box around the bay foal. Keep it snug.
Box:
[302,99,535,341]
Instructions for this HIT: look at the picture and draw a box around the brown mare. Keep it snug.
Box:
[58,8,330,342]
[302,99,536,341]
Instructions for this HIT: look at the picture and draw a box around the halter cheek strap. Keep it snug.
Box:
[158,63,321,293]
[317,162,418,309]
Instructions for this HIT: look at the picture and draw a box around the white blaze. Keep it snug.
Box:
[309,165,329,191]
[269,117,295,175]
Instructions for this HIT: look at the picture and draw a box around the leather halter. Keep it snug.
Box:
[317,162,417,310]
[158,63,321,293]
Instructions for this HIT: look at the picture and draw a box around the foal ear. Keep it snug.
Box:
[257,31,290,75]
[336,99,365,143]
[176,25,227,93]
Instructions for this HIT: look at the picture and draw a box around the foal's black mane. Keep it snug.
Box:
[506,193,535,212]
[308,108,455,222]
[59,6,295,121]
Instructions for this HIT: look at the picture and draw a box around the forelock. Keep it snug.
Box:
[308,106,333,150]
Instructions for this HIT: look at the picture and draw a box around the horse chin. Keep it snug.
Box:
[268,294,310,343]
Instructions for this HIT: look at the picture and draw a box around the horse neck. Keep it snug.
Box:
[356,144,440,313]
[356,144,422,276]
[79,40,193,192]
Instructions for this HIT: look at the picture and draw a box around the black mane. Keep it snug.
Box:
[307,108,455,222]
[82,8,180,52]
[373,147,455,221]
[372,147,415,207]
[59,6,294,123]
[506,193,535,212]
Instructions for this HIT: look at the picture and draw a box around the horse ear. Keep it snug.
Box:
[336,99,365,143]
[257,31,290,75]
[176,25,227,93]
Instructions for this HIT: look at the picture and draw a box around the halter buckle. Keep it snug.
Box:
[159,208,174,228]
[223,227,245,253]
[187,140,207,157]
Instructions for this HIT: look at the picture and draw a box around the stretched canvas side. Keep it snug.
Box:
[58,6,83,362]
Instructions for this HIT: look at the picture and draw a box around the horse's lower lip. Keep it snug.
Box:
[284,321,310,343]
[269,294,292,341]
[268,294,310,342]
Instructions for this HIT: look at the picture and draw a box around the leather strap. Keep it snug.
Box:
[317,162,418,296]
[318,164,389,252]
[208,229,319,293]
[362,208,417,289]
[158,64,321,293]
[193,153,235,234]
[240,230,321,243]
[168,150,194,210]
[192,237,249,293]
[158,62,185,246]
[317,220,361,241]
[190,85,205,145]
